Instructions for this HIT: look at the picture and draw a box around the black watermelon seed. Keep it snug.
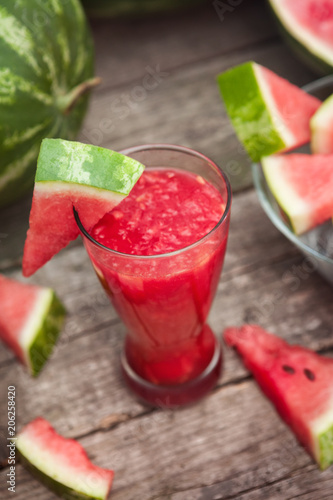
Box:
[304,368,315,381]
[282,365,295,374]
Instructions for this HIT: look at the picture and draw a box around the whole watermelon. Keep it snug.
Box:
[82,0,205,18]
[0,0,97,208]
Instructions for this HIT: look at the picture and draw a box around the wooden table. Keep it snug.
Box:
[1,1,333,498]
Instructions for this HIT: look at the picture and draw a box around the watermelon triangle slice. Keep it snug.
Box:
[224,325,333,470]
[217,62,321,162]
[311,94,333,154]
[261,153,333,235]
[0,274,66,376]
[23,139,145,277]
[16,417,114,499]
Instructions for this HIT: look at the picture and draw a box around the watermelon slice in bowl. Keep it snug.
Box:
[252,160,333,286]
[223,325,333,470]
[311,93,333,154]
[252,74,333,286]
[261,153,333,235]
[16,417,114,499]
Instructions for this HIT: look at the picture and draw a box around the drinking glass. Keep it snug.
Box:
[75,144,231,407]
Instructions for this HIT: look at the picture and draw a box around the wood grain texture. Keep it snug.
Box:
[90,0,278,90]
[1,188,333,499]
[0,1,316,266]
[78,42,316,193]
[0,1,332,499]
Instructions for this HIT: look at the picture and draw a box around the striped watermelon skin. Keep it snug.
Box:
[0,0,95,208]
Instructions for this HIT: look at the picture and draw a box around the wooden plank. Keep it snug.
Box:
[78,42,317,197]
[0,244,115,365]
[1,201,332,497]
[81,39,318,152]
[1,188,332,365]
[0,188,332,437]
[90,0,278,91]
[0,196,31,271]
[0,2,332,499]
[0,39,318,267]
[2,379,332,499]
[1,258,331,441]
[0,314,252,437]
[167,465,333,500]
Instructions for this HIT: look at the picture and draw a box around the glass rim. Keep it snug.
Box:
[74,143,232,260]
[301,74,333,94]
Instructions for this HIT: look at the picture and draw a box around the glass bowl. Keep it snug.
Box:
[252,75,333,286]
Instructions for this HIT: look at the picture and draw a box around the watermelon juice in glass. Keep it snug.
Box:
[75,145,231,407]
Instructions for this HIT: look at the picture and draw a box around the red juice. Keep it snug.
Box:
[88,168,229,387]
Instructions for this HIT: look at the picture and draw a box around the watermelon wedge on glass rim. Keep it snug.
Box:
[22,139,145,277]
[217,62,321,162]
[0,274,65,376]
[261,153,333,235]
[268,0,333,75]
[224,325,333,470]
[311,94,333,154]
[16,417,114,500]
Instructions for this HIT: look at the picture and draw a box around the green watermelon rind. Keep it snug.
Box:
[217,62,287,163]
[17,450,106,500]
[318,424,333,470]
[261,155,311,235]
[36,139,145,195]
[26,290,66,377]
[268,0,333,75]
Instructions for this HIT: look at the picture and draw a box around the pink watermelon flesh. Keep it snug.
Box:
[16,417,114,499]
[0,274,38,363]
[277,0,333,55]
[262,153,333,234]
[224,325,333,469]
[22,186,124,277]
[0,274,65,376]
[277,155,333,228]
[257,65,321,149]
